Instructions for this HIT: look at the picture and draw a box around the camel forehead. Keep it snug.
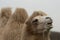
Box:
[33,16,47,21]
[33,15,49,19]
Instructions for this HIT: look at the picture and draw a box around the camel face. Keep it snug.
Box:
[30,16,53,34]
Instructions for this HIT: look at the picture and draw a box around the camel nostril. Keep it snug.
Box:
[45,17,53,24]
[45,17,51,19]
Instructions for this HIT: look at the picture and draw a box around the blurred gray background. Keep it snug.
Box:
[0,0,60,32]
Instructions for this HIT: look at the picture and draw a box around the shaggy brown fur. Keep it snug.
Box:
[20,11,53,40]
[0,7,12,32]
[1,8,28,40]
[0,7,12,40]
[0,7,12,28]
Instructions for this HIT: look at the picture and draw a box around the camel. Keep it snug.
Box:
[20,11,53,40]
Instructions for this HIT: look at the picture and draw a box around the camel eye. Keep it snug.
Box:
[32,19,38,24]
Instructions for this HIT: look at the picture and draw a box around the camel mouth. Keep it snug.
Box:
[36,26,53,33]
[47,22,52,25]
